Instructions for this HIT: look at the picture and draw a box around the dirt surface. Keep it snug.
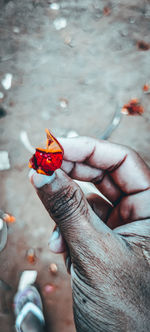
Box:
[0,0,150,331]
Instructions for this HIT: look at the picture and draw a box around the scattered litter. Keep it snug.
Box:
[53,17,67,30]
[13,27,20,34]
[59,98,68,109]
[0,151,10,170]
[3,213,16,223]
[26,248,36,264]
[121,99,144,116]
[64,36,74,47]
[20,131,35,153]
[67,130,78,138]
[143,84,150,94]
[49,263,58,274]
[1,73,13,90]
[100,108,122,140]
[137,40,150,51]
[49,3,60,10]
[0,107,7,118]
[0,92,4,99]
[103,6,111,16]
[18,270,37,291]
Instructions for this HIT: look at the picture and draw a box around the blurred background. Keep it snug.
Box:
[0,0,150,331]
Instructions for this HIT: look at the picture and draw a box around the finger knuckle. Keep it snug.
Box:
[48,184,88,223]
[119,196,134,221]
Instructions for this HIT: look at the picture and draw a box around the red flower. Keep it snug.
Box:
[29,129,64,175]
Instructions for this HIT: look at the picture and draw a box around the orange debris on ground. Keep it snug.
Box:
[121,99,144,116]
[103,6,111,16]
[3,213,16,223]
[137,40,150,51]
[143,84,150,92]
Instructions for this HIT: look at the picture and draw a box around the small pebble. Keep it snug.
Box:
[53,18,67,30]
[1,73,13,90]
[13,27,20,34]
[49,3,60,10]
[59,98,68,109]
[0,151,10,170]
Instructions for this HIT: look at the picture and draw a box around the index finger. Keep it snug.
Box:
[59,136,150,196]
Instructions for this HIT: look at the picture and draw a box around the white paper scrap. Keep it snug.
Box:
[0,151,10,170]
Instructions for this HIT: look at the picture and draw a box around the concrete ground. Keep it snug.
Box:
[0,0,150,331]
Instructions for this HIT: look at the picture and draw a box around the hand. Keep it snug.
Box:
[30,137,150,332]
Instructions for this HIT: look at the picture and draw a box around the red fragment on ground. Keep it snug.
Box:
[103,6,111,16]
[137,41,150,51]
[143,84,150,92]
[121,99,144,116]
[29,129,64,176]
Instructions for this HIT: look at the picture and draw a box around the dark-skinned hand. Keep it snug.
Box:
[29,137,150,332]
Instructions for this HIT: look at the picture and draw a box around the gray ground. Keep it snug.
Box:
[0,0,150,331]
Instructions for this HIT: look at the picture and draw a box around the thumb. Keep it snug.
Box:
[29,169,113,254]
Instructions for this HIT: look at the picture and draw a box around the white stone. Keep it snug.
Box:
[53,18,67,30]
[0,151,10,170]
[49,3,60,10]
[1,73,13,90]
[59,98,68,108]
[13,27,20,34]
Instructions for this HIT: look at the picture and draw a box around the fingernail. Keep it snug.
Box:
[29,170,55,188]
[49,227,60,242]
[48,227,60,251]
[65,256,71,274]
[28,169,36,179]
